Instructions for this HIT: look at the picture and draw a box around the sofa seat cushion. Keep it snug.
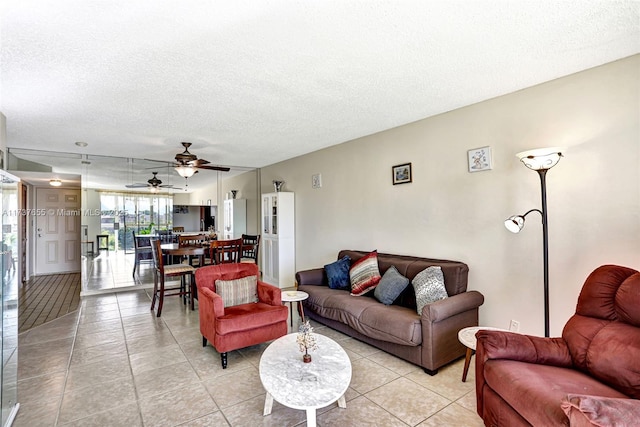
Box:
[301,285,421,346]
[358,303,421,346]
[216,302,288,335]
[485,360,629,426]
[304,287,373,326]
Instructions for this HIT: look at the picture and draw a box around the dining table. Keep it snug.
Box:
[160,243,207,267]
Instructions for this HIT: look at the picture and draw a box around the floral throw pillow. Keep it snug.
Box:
[412,266,448,314]
[349,251,381,296]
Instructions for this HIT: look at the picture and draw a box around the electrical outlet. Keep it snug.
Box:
[509,320,520,332]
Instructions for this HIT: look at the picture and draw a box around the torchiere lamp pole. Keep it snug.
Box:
[505,147,563,337]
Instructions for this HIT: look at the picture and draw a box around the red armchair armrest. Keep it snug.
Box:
[198,286,225,317]
[257,280,282,306]
[475,329,574,417]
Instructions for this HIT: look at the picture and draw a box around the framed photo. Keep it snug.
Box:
[392,163,412,185]
[467,146,492,172]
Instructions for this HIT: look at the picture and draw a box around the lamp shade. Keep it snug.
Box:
[504,215,525,233]
[516,147,563,170]
[175,165,196,178]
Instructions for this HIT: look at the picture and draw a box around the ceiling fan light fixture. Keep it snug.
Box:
[175,165,196,178]
[49,179,62,187]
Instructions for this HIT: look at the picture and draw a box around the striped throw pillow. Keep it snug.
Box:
[349,251,382,296]
[215,275,259,307]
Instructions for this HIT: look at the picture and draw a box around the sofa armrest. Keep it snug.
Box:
[476,330,573,367]
[257,280,282,306]
[295,268,326,286]
[421,290,484,322]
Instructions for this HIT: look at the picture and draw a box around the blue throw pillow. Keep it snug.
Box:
[324,256,351,289]
[374,265,409,305]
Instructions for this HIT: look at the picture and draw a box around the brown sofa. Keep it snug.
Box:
[475,264,640,426]
[296,250,484,374]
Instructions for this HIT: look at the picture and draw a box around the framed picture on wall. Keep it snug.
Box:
[392,163,412,185]
[467,146,492,172]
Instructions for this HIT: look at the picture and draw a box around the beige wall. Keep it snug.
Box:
[254,55,639,337]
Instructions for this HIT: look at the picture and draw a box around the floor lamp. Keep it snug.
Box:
[504,147,563,337]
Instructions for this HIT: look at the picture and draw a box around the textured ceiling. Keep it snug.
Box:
[1,1,639,190]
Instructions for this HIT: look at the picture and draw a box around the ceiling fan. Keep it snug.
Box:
[125,172,181,190]
[173,142,230,178]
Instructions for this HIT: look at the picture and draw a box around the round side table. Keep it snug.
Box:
[281,290,309,328]
[458,326,508,382]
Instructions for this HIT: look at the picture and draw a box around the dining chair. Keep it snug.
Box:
[132,230,153,278]
[209,238,242,265]
[240,234,260,264]
[157,229,175,243]
[172,226,185,232]
[179,234,209,266]
[150,239,196,317]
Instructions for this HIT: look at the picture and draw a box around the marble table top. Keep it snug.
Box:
[259,333,352,410]
[281,290,309,302]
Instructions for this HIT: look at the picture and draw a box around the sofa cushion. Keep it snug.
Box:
[485,360,629,426]
[305,287,374,328]
[349,250,382,296]
[301,285,421,346]
[374,266,409,305]
[412,266,448,314]
[215,275,258,308]
[560,394,640,426]
[358,303,421,346]
[324,255,351,290]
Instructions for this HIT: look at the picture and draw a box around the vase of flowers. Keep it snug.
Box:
[296,320,318,363]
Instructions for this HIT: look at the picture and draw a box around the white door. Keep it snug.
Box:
[35,188,81,274]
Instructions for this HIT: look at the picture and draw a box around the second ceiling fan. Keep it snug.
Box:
[125,172,181,190]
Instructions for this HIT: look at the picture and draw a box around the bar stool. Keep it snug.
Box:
[97,234,109,253]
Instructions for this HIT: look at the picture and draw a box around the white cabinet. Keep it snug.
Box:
[223,198,246,239]
[261,192,294,288]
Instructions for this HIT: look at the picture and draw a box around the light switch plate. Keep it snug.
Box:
[312,173,322,189]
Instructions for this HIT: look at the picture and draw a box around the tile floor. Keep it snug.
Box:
[16,252,484,426]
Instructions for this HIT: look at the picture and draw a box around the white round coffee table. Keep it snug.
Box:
[281,290,309,328]
[458,326,508,382]
[259,333,351,427]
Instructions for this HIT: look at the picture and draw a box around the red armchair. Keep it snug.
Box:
[195,263,288,368]
[475,264,640,426]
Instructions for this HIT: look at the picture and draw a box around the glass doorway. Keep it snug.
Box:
[100,193,173,253]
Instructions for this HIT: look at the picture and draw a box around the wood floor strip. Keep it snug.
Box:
[18,273,81,333]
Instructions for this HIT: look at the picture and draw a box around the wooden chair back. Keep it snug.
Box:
[240,234,260,263]
[150,238,163,273]
[178,234,209,247]
[209,238,242,264]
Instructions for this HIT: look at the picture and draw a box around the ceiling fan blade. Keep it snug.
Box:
[197,164,231,172]
[125,183,150,188]
[189,158,210,166]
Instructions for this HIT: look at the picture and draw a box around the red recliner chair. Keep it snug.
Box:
[195,263,288,368]
[475,264,640,426]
